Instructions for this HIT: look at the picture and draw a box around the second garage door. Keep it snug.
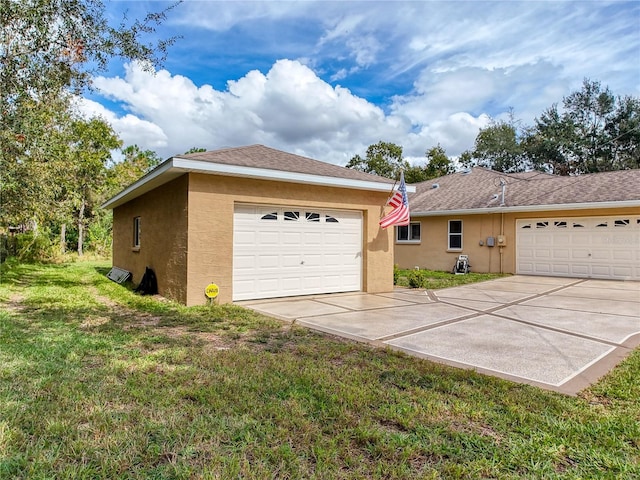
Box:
[516,215,640,280]
[233,204,363,301]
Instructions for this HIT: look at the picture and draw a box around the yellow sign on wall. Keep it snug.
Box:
[205,283,219,299]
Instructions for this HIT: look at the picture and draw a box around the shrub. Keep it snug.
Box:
[407,270,426,288]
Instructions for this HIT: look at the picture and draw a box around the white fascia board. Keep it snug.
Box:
[171,157,415,192]
[101,159,177,210]
[101,157,415,210]
[411,200,640,217]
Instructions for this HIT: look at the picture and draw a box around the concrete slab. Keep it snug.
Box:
[298,303,472,341]
[495,305,640,344]
[435,287,533,304]
[436,298,503,311]
[523,295,640,317]
[376,290,435,304]
[491,275,579,287]
[241,299,348,321]
[386,315,615,386]
[316,294,416,310]
[237,278,640,395]
[469,280,564,294]
[548,285,640,303]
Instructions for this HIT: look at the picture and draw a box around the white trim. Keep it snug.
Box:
[170,157,414,192]
[101,157,415,210]
[411,200,640,217]
[395,221,422,244]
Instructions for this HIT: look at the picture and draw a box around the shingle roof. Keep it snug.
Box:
[177,144,394,185]
[410,167,640,214]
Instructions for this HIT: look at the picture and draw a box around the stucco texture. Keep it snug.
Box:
[394,207,640,274]
[113,173,394,306]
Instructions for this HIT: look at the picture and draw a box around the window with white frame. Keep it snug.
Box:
[396,222,421,243]
[133,217,141,248]
[448,220,462,250]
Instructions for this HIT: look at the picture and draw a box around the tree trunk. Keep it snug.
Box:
[77,199,85,257]
[60,223,66,254]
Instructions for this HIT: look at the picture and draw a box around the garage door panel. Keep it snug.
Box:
[551,264,570,275]
[233,204,363,300]
[517,216,639,281]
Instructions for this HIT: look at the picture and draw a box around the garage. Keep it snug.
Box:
[516,216,640,280]
[233,204,363,300]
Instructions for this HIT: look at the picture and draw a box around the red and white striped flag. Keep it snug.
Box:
[380,171,410,229]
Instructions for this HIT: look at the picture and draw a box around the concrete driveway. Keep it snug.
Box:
[236,276,640,395]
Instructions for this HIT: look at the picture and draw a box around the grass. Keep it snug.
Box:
[395,268,508,289]
[0,260,638,479]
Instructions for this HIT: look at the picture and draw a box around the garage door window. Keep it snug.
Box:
[305,212,320,222]
[284,211,300,221]
[448,220,462,250]
[261,212,277,220]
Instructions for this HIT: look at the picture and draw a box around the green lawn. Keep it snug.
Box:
[394,268,508,289]
[0,260,638,479]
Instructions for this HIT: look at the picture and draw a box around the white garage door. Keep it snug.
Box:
[516,216,640,280]
[233,204,363,301]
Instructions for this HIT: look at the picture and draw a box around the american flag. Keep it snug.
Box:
[379,171,410,229]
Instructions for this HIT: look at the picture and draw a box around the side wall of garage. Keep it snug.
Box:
[186,173,394,306]
[394,206,640,275]
[112,175,190,303]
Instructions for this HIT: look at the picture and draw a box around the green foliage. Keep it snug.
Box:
[395,268,507,289]
[471,115,527,173]
[407,270,426,288]
[0,261,638,479]
[184,147,208,154]
[405,145,456,183]
[12,231,57,263]
[526,79,640,174]
[346,141,408,179]
[1,0,177,257]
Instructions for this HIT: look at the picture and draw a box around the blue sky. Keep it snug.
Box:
[82,0,640,165]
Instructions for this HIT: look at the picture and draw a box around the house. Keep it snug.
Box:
[394,167,640,280]
[102,145,414,305]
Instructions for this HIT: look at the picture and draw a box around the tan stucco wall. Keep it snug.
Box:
[112,175,189,303]
[186,173,394,306]
[395,206,640,274]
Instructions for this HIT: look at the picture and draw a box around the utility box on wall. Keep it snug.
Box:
[486,236,495,247]
[497,235,506,246]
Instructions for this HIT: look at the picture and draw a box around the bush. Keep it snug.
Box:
[407,270,426,288]
[14,231,57,263]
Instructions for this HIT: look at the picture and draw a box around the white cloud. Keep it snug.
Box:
[92,60,408,163]
[91,1,639,166]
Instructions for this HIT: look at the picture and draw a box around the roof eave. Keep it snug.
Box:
[411,199,640,217]
[101,157,415,210]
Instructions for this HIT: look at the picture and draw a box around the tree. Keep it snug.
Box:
[346,141,408,179]
[404,145,455,183]
[1,0,177,227]
[105,145,162,197]
[184,147,207,154]
[468,112,527,173]
[524,79,640,174]
[68,117,121,256]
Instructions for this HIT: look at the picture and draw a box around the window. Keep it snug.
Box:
[448,220,462,250]
[396,222,421,243]
[554,221,567,228]
[260,212,277,220]
[614,219,629,227]
[305,212,320,222]
[325,215,339,223]
[133,217,141,248]
[284,211,300,221]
